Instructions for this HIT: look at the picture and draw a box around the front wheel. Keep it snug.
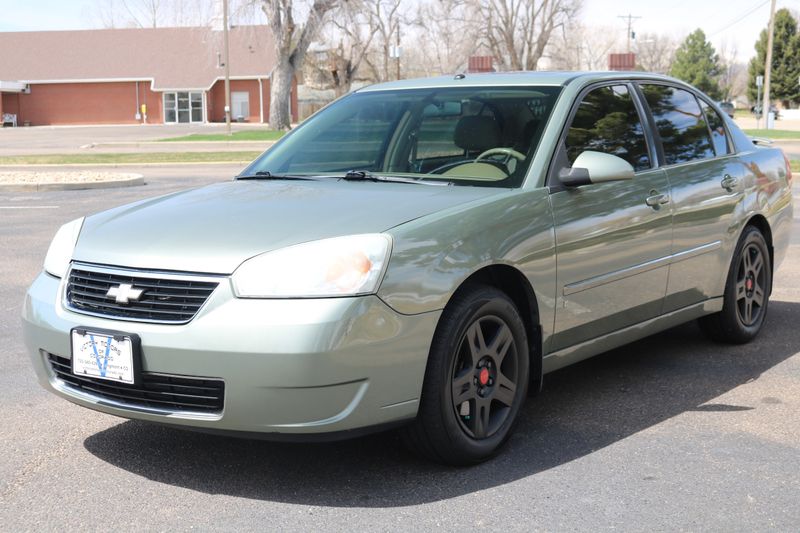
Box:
[402,284,530,465]
[699,226,771,343]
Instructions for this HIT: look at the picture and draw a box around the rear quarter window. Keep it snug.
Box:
[699,99,730,156]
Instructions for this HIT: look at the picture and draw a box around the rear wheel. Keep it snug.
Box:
[699,226,771,343]
[402,284,530,465]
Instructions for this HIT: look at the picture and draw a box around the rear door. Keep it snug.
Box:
[549,83,672,352]
[637,83,744,312]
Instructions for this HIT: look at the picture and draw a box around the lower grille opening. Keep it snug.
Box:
[47,353,224,414]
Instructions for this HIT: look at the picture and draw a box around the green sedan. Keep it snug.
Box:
[22,72,793,465]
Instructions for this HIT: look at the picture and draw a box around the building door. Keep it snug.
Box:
[164,91,203,123]
[232,91,250,121]
[231,91,250,122]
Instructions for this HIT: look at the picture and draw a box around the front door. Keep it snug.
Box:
[549,83,673,351]
[164,91,204,123]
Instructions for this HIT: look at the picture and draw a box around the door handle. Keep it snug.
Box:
[645,192,670,208]
[721,174,739,191]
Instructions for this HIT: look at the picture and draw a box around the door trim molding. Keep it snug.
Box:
[563,240,722,296]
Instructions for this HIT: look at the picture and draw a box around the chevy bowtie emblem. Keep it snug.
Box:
[106,283,144,304]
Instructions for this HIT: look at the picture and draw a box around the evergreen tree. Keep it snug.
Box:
[748,8,800,106]
[670,29,722,99]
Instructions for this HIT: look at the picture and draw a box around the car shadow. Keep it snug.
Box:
[83,300,800,507]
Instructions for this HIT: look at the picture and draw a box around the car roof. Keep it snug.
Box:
[356,71,685,92]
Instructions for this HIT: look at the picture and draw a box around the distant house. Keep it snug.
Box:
[0,26,296,126]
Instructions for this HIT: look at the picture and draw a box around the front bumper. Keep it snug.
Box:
[22,271,439,436]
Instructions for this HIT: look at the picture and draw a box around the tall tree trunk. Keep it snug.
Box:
[261,0,336,130]
[269,58,294,130]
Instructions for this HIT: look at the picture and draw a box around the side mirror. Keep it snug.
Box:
[559,151,635,187]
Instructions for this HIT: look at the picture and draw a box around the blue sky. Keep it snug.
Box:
[0,0,777,60]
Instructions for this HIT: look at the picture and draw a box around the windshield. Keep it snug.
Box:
[243,86,562,187]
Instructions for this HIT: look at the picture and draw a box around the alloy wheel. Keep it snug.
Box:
[736,242,767,326]
[451,315,519,439]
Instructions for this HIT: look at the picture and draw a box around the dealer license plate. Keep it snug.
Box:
[71,329,135,384]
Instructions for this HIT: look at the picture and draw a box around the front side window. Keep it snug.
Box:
[245,86,562,188]
[640,85,715,165]
[564,85,651,172]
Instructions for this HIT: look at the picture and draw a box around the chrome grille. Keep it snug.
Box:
[48,353,224,413]
[66,265,219,324]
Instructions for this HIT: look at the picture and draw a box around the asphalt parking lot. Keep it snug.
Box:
[1,165,798,531]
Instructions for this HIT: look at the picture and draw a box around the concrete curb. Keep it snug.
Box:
[0,174,145,192]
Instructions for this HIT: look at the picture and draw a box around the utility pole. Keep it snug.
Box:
[618,14,641,53]
[223,0,232,136]
[762,0,777,130]
[395,25,401,80]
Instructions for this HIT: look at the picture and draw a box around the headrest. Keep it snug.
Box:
[453,115,501,152]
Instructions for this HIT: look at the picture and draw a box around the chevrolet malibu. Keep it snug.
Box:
[23,72,793,465]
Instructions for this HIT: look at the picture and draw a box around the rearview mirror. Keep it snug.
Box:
[423,101,463,117]
[559,151,635,187]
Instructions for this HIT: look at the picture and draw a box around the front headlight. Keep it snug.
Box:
[231,234,392,298]
[43,217,84,278]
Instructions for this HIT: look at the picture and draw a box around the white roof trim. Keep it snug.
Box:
[0,80,28,92]
[13,74,272,92]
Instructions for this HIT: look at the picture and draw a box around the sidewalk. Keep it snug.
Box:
[0,123,276,156]
[733,116,800,131]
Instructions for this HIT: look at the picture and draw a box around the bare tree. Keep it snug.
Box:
[91,0,220,28]
[549,23,619,70]
[317,0,383,96]
[259,0,338,130]
[478,0,581,71]
[718,40,743,102]
[412,0,481,76]
[634,32,678,74]
[357,0,403,82]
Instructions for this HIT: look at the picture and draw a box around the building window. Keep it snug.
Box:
[164,91,203,123]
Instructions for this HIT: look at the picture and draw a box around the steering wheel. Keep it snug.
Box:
[475,147,526,163]
[428,158,508,175]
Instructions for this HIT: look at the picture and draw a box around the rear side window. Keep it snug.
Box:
[565,85,651,172]
[640,84,715,165]
[699,99,730,156]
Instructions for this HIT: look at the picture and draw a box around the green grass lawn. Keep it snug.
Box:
[0,152,262,165]
[790,160,800,173]
[742,129,800,140]
[158,130,286,142]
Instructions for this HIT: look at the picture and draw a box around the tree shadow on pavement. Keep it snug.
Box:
[84,300,800,507]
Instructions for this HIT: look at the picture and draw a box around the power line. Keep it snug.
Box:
[708,0,770,37]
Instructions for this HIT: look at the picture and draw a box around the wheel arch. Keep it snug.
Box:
[450,264,543,395]
[744,214,774,292]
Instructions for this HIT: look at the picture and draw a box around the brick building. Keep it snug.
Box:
[0,26,297,126]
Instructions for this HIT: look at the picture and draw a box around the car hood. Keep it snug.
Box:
[73,179,497,274]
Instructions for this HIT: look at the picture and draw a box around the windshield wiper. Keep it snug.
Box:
[236,171,315,181]
[342,170,450,186]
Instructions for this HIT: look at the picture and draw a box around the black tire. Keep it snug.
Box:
[699,226,771,344]
[402,284,530,465]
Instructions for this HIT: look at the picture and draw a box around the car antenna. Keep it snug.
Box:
[454,72,466,80]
